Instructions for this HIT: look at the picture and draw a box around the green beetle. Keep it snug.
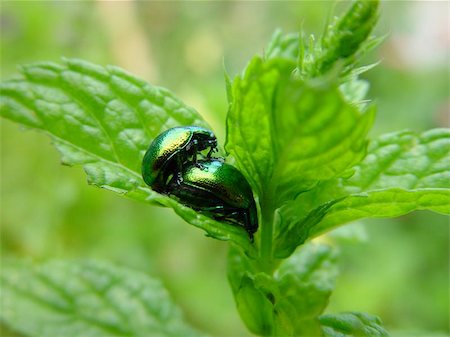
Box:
[142,126,217,193]
[167,159,258,241]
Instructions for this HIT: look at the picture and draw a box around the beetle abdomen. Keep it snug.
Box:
[181,160,254,209]
[168,160,258,239]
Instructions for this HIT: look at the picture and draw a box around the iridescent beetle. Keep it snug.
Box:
[166,159,258,241]
[141,126,217,193]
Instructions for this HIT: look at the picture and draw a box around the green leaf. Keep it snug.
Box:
[228,247,277,336]
[275,129,450,257]
[341,129,450,191]
[225,0,382,264]
[0,59,255,253]
[320,312,388,337]
[225,57,293,198]
[225,56,374,207]
[272,80,375,204]
[274,201,339,259]
[0,59,209,199]
[226,55,375,261]
[227,243,338,336]
[311,188,449,238]
[0,260,207,337]
[234,275,275,336]
[311,128,450,237]
[276,243,339,336]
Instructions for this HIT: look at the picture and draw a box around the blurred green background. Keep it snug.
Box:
[1,2,448,337]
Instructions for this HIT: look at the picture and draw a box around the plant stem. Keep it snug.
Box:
[260,191,275,274]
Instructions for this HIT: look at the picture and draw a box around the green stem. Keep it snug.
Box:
[260,192,275,273]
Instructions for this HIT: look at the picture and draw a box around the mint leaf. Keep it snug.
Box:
[0,59,255,253]
[311,128,450,237]
[0,260,206,337]
[225,57,293,198]
[320,312,388,337]
[228,243,338,336]
[311,188,449,238]
[272,79,374,204]
[225,56,374,206]
[224,1,382,265]
[1,59,208,199]
[275,243,338,336]
[275,129,450,257]
[233,274,276,336]
[225,54,375,261]
[341,129,450,192]
[228,247,278,336]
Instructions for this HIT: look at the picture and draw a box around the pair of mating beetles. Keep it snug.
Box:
[141,126,258,241]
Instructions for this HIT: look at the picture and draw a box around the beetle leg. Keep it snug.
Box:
[217,209,255,242]
[191,140,198,163]
[192,141,207,169]
[173,156,184,185]
[244,211,255,242]
[175,171,183,185]
[211,210,254,243]
[195,162,206,169]
[206,146,214,158]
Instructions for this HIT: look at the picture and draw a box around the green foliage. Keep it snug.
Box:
[320,312,388,337]
[228,243,338,336]
[0,58,254,255]
[225,57,375,204]
[1,260,206,337]
[1,0,449,336]
[315,0,380,77]
[276,129,450,257]
[264,1,382,82]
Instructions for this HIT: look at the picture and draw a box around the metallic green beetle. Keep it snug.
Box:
[166,159,258,241]
[142,126,217,193]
